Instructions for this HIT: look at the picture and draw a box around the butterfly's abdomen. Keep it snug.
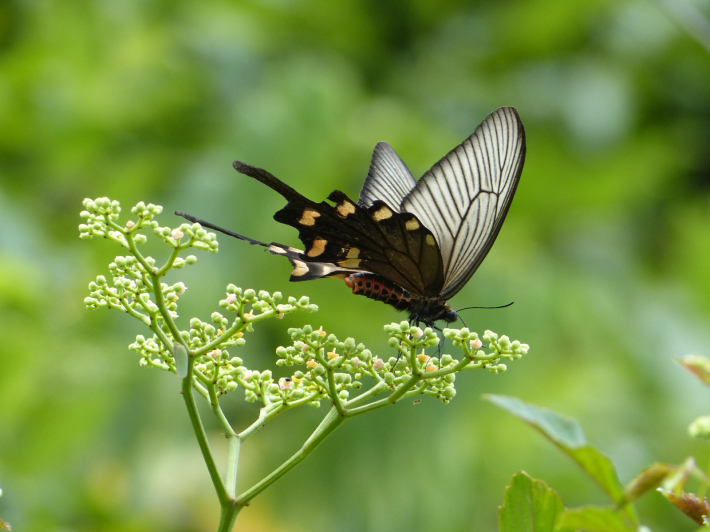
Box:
[343,273,412,311]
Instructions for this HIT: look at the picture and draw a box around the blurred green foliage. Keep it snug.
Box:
[2,0,710,530]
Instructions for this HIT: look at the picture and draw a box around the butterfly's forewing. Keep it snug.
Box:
[233,162,445,297]
[401,107,526,299]
[358,142,416,212]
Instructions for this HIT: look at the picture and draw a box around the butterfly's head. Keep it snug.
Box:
[412,298,458,326]
[442,306,458,323]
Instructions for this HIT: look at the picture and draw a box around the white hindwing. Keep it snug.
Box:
[401,107,526,299]
[358,142,416,212]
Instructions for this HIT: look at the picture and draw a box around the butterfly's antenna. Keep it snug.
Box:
[457,315,468,329]
[174,211,270,248]
[456,302,514,312]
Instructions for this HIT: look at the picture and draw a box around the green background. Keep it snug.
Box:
[2,0,710,530]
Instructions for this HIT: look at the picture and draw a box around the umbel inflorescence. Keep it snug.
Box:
[80,196,528,411]
[79,196,529,530]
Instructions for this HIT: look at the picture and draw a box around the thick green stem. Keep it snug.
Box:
[216,503,241,532]
[235,407,345,506]
[225,435,241,498]
[182,357,229,504]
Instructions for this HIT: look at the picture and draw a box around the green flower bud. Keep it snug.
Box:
[244,289,256,300]
[384,372,395,384]
[303,325,313,334]
[338,390,349,400]
[344,337,356,350]
[313,365,326,376]
[235,338,246,347]
[298,296,310,306]
[230,357,243,367]
[294,371,304,379]
[226,382,238,391]
[388,337,399,348]
[443,386,456,399]
[689,416,710,440]
[352,381,363,389]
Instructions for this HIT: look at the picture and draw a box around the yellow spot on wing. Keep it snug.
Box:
[373,206,393,221]
[426,234,436,246]
[337,201,356,217]
[292,261,309,276]
[339,258,361,268]
[405,219,420,231]
[346,248,360,259]
[299,209,320,226]
[307,239,327,257]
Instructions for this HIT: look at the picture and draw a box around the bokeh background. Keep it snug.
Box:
[2,0,710,530]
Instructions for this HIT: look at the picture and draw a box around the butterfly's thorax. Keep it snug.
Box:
[343,273,412,311]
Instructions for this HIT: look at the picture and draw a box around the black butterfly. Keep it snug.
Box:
[177,107,526,326]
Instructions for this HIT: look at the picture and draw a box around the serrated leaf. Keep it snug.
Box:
[499,471,570,532]
[555,506,636,532]
[485,395,636,526]
[659,489,710,525]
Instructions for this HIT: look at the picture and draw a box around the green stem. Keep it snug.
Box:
[318,351,345,416]
[344,382,385,407]
[225,435,241,498]
[181,356,229,504]
[235,407,345,506]
[216,503,241,532]
[346,375,423,417]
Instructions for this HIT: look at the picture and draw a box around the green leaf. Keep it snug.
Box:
[555,506,636,532]
[499,471,570,532]
[174,342,188,379]
[485,395,635,525]
[485,394,585,447]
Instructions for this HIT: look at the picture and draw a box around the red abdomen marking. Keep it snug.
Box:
[343,273,413,311]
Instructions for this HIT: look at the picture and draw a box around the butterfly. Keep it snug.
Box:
[177,107,526,326]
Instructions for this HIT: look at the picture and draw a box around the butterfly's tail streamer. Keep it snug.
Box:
[233,161,306,203]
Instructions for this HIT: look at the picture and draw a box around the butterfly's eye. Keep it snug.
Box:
[445,309,458,323]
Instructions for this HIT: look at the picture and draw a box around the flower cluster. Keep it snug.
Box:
[444,328,530,374]
[263,322,530,407]
[80,196,530,411]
